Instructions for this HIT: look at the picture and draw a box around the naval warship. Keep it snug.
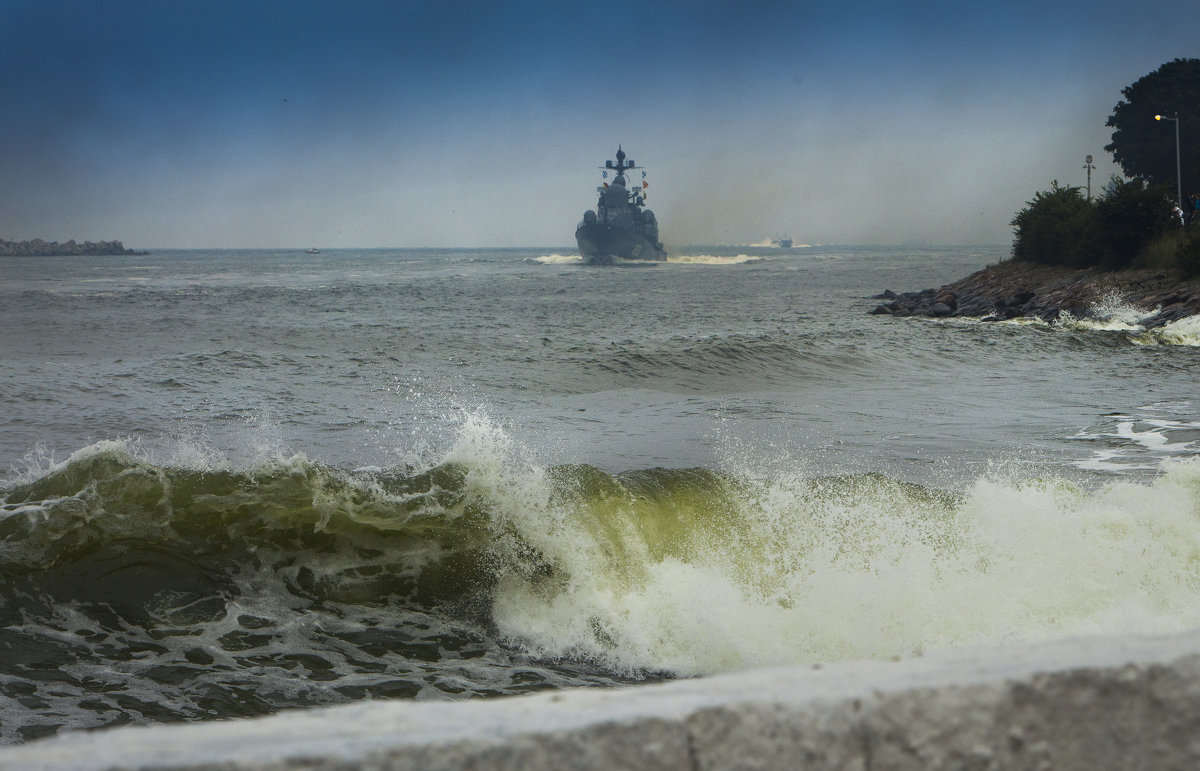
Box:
[575,147,666,264]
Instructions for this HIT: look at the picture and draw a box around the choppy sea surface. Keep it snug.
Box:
[2,245,1200,743]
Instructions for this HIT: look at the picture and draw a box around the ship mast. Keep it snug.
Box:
[600,146,647,208]
[604,145,636,181]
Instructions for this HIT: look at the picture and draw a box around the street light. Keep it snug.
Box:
[1083,154,1095,201]
[1155,112,1182,215]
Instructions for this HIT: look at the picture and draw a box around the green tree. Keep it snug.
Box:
[1105,58,1200,191]
[1010,181,1096,267]
[1092,177,1176,269]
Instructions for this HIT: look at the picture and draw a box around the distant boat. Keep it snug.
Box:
[575,146,666,265]
[304,248,320,254]
[773,237,793,248]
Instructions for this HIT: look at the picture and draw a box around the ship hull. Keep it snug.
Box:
[575,223,666,265]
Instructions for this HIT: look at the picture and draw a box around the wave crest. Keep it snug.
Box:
[5,424,1200,683]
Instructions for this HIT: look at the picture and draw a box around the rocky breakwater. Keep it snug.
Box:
[0,238,147,256]
[871,259,1200,329]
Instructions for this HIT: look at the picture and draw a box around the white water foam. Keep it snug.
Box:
[1087,293,1153,328]
[969,292,1200,348]
[1134,313,1200,347]
[1072,407,1200,473]
[667,254,760,265]
[449,411,1200,677]
[1050,293,1148,334]
[1053,294,1200,347]
[13,414,1200,686]
[528,253,582,265]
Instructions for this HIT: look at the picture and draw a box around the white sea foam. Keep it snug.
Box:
[13,413,1200,687]
[1089,293,1153,327]
[1134,313,1200,347]
[1053,293,1150,333]
[667,254,760,265]
[1054,308,1200,347]
[1071,409,1200,473]
[528,253,582,265]
[1011,295,1200,348]
[456,407,1200,676]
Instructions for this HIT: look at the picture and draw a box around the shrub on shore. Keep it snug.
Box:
[1137,227,1200,277]
[1092,178,1179,269]
[1009,182,1097,268]
[1010,178,1188,274]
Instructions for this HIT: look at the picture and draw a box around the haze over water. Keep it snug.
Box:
[3,1,1198,249]
[2,245,1200,743]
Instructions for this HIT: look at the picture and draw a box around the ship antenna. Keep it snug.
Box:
[604,145,636,175]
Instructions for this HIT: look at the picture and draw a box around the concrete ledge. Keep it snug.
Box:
[7,629,1200,770]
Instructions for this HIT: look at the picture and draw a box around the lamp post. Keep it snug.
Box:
[1155,112,1182,215]
[1083,154,1095,201]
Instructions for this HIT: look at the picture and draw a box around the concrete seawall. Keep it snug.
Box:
[7,629,1200,770]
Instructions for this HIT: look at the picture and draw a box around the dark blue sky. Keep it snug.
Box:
[2,1,1197,247]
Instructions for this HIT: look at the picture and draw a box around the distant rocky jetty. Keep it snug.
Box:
[0,238,147,256]
[871,260,1200,329]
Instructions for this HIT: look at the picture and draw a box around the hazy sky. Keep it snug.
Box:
[2,1,1197,248]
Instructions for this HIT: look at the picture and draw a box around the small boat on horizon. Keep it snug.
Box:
[304,248,320,254]
[575,146,666,265]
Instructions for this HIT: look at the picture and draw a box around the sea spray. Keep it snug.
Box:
[1083,292,1156,331]
[1136,313,1200,346]
[489,450,1200,675]
[4,416,1200,740]
[1052,293,1200,346]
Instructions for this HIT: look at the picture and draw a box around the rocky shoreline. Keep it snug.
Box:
[871,259,1200,329]
[0,238,147,256]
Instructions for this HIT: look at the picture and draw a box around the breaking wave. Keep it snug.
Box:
[1133,314,1200,347]
[4,417,1200,690]
[995,293,1200,347]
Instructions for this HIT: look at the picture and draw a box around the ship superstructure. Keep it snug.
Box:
[575,147,666,264]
